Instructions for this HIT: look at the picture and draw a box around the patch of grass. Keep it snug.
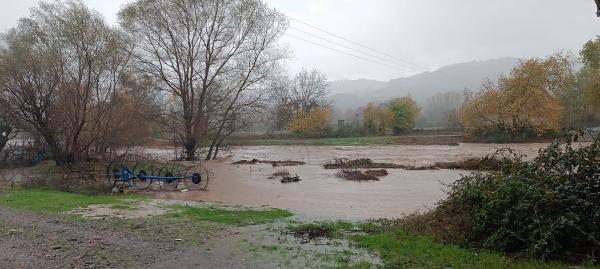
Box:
[0,188,145,214]
[167,205,293,225]
[350,228,591,269]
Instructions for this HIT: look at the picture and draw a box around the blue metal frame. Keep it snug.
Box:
[112,165,201,188]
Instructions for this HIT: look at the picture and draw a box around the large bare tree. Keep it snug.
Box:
[119,0,288,160]
[269,69,329,131]
[0,0,131,164]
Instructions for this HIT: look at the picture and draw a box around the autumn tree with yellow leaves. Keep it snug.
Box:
[287,107,331,135]
[362,102,394,134]
[461,54,573,139]
[580,36,600,113]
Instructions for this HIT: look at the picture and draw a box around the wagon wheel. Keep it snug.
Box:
[106,160,125,189]
[159,171,180,190]
[193,166,211,191]
[130,163,153,190]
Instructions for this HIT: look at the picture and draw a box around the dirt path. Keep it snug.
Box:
[0,207,279,269]
[0,203,376,269]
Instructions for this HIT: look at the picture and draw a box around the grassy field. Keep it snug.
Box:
[0,188,146,214]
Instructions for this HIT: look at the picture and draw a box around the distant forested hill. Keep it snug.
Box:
[328,57,520,108]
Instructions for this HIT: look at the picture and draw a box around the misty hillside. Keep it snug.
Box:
[329,57,520,108]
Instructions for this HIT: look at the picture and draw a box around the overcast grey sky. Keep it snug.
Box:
[1,0,598,81]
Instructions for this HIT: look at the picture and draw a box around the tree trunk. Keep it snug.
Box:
[0,124,12,154]
[205,143,214,161]
[184,137,196,161]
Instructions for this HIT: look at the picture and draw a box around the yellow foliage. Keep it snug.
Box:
[461,58,567,136]
[362,102,393,133]
[287,107,331,134]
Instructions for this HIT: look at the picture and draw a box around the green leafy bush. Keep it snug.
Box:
[434,134,600,263]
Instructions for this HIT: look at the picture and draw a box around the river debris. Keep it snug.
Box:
[288,223,334,243]
[281,175,301,183]
[272,170,291,177]
[325,157,502,171]
[336,169,380,181]
[364,169,389,177]
[324,158,407,169]
[407,156,502,171]
[232,159,305,167]
[268,170,291,179]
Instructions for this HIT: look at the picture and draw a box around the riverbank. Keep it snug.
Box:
[223,135,463,146]
[0,188,590,269]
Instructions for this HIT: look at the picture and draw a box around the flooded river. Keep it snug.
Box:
[150,143,556,220]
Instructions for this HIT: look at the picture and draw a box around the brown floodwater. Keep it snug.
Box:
[148,143,566,220]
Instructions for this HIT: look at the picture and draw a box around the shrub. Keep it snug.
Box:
[468,124,558,143]
[431,133,600,262]
[331,124,368,138]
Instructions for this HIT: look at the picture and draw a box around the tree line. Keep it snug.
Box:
[0,0,291,163]
[461,39,600,141]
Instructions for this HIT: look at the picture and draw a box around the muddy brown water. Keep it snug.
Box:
[142,143,567,220]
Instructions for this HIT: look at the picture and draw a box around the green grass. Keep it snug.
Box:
[227,136,401,146]
[0,188,145,214]
[167,205,293,225]
[288,221,598,269]
[351,229,595,269]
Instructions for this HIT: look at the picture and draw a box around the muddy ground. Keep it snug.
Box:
[0,201,377,269]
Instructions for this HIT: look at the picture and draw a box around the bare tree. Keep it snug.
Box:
[269,69,329,131]
[0,1,130,164]
[119,0,288,160]
[0,108,16,153]
[290,69,329,112]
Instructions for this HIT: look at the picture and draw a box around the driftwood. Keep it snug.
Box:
[232,159,305,167]
[281,175,301,183]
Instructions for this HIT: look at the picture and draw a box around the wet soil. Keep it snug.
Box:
[0,203,376,269]
[0,207,228,269]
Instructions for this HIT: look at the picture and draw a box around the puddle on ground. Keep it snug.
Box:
[144,143,570,220]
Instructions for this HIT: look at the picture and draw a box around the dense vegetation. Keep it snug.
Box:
[460,38,600,141]
[416,133,600,263]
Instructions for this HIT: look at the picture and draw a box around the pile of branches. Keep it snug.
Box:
[232,159,306,167]
[324,158,406,169]
[407,156,503,171]
[326,157,504,171]
[336,168,388,181]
